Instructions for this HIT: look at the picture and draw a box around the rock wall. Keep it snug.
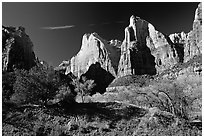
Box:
[117,15,183,77]
[64,33,121,78]
[184,3,202,62]
[59,3,201,86]
[2,26,36,72]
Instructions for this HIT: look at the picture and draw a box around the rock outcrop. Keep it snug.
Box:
[169,32,187,44]
[64,32,121,78]
[117,15,183,77]
[58,3,201,90]
[2,26,36,72]
[184,3,202,62]
[61,33,121,93]
[55,60,71,75]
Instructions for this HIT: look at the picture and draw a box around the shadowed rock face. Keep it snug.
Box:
[2,26,36,72]
[57,3,201,90]
[81,62,115,94]
[117,15,184,77]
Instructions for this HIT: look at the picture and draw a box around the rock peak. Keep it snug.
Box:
[2,26,37,71]
[129,15,140,27]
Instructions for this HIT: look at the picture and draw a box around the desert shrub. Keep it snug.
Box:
[11,65,60,105]
[33,110,72,136]
[72,76,96,103]
[154,74,202,120]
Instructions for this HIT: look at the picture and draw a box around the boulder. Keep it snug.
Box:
[2,26,36,72]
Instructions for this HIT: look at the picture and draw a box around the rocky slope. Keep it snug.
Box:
[2,26,37,72]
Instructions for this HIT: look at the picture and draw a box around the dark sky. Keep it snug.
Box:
[2,2,199,67]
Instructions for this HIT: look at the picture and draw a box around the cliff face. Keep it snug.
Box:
[59,3,201,86]
[2,26,36,72]
[64,33,121,78]
[117,15,183,77]
[60,33,121,93]
[184,3,202,62]
[117,16,156,77]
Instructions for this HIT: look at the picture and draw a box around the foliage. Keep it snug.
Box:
[2,101,201,136]
[2,71,16,102]
[71,76,96,103]
[91,73,202,121]
[47,84,77,105]
[11,64,60,105]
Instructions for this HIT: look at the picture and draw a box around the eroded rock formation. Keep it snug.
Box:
[2,26,36,72]
[59,3,201,90]
[169,32,187,44]
[184,3,202,62]
[117,15,184,77]
[64,33,121,78]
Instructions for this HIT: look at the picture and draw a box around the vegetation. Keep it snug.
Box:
[71,76,96,103]
[2,71,16,103]
[2,57,202,136]
[10,65,58,105]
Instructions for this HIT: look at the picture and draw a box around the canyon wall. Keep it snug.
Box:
[2,26,37,72]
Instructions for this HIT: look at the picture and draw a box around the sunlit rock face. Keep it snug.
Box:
[2,26,36,72]
[61,33,121,93]
[64,32,121,78]
[184,3,202,62]
[169,32,187,44]
[117,15,183,77]
[59,3,201,84]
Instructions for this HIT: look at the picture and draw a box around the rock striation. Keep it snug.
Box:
[2,26,36,72]
[64,32,121,78]
[184,3,202,62]
[59,3,201,89]
[117,15,184,77]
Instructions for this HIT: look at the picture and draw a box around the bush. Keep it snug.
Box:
[47,84,77,106]
[71,76,96,103]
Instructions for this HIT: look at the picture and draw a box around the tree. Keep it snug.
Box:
[11,64,60,106]
[71,76,96,103]
[2,71,16,103]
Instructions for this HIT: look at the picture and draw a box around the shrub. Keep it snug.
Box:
[154,74,202,120]
[71,76,96,103]
[47,84,77,106]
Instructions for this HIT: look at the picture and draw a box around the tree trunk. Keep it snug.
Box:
[81,95,84,103]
